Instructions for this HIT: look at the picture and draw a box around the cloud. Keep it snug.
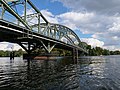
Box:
[50,0,120,50]
[0,42,21,51]
[41,10,59,23]
[24,9,120,50]
[2,1,120,51]
[81,38,104,47]
[55,11,120,50]
[53,0,120,15]
[56,11,95,30]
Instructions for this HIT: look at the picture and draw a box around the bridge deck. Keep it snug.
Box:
[0,0,88,55]
[0,19,86,52]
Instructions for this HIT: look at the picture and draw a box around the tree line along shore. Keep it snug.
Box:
[0,45,120,57]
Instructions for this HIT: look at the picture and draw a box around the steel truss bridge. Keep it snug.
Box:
[0,0,87,58]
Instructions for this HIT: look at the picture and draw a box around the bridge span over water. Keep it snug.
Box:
[0,0,87,59]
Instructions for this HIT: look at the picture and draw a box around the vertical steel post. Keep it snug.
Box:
[38,13,40,33]
[72,48,78,62]
[24,0,27,22]
[54,29,56,39]
[59,32,61,40]
[47,24,50,37]
[54,25,57,39]
[27,42,31,69]
[24,0,30,37]
[1,4,5,19]
[72,48,75,60]
[48,42,50,53]
[27,42,31,56]
[76,49,78,60]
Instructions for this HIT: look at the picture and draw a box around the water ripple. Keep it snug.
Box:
[0,56,120,90]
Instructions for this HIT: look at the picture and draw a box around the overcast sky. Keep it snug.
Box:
[1,0,120,51]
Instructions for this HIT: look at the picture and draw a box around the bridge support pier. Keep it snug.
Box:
[19,41,42,59]
[18,39,56,59]
[72,48,78,62]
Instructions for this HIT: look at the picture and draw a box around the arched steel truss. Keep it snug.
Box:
[32,23,82,46]
[0,0,87,53]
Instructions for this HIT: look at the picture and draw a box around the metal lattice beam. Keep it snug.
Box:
[0,0,88,53]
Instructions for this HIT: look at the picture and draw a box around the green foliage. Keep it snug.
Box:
[1,44,120,57]
[51,48,72,56]
[86,45,120,56]
[31,48,72,56]
[0,49,25,57]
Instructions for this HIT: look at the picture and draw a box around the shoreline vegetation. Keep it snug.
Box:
[0,45,120,57]
[86,45,120,56]
[0,48,72,57]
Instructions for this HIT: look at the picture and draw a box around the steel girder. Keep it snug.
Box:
[0,0,87,53]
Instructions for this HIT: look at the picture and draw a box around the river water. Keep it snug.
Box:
[0,55,120,90]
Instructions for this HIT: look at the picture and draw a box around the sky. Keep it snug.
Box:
[1,0,120,51]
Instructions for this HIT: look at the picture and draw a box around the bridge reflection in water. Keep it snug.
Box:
[0,57,80,90]
[0,0,87,59]
[0,56,120,90]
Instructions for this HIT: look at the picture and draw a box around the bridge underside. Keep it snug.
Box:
[0,0,88,60]
[0,20,84,59]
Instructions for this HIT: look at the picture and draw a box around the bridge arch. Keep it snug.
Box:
[0,0,88,55]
